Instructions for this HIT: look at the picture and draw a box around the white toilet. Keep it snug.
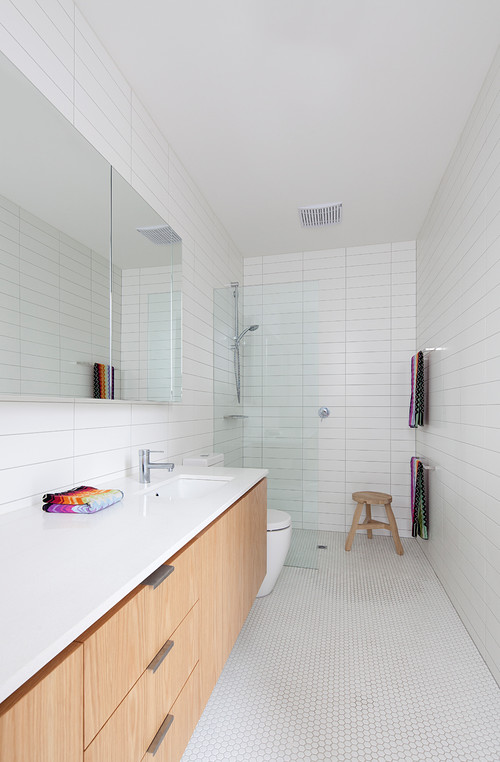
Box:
[256,509,292,598]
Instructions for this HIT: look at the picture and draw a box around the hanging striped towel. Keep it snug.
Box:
[410,457,428,539]
[42,485,124,514]
[409,351,424,427]
[93,363,114,399]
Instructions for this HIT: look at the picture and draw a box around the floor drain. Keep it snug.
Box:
[317,545,327,549]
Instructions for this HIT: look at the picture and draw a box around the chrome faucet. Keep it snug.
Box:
[139,449,174,483]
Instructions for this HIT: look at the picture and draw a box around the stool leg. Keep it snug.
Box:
[345,501,365,551]
[384,502,404,555]
[365,503,373,539]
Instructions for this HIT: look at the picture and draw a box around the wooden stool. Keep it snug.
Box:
[345,491,404,555]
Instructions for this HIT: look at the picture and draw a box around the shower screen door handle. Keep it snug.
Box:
[318,407,330,421]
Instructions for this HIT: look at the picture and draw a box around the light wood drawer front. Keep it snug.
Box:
[0,642,83,762]
[141,664,201,762]
[143,540,199,660]
[79,587,147,748]
[84,603,199,762]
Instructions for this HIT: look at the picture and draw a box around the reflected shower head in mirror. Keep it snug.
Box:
[235,325,259,345]
[136,224,181,245]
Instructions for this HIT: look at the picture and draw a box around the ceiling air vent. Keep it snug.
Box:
[299,202,342,228]
[136,224,182,245]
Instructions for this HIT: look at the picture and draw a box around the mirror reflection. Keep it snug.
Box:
[0,51,182,402]
[0,50,110,398]
[111,170,182,402]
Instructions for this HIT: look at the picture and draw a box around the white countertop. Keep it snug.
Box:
[0,466,268,704]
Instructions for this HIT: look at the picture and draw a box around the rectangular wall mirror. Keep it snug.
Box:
[0,51,182,402]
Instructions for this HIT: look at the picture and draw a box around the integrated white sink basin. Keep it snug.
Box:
[148,475,234,500]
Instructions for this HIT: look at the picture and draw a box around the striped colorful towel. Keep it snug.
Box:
[42,486,124,514]
[410,457,428,539]
[409,351,424,428]
[93,363,114,399]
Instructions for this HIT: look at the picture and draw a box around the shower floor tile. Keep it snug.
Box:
[285,526,319,569]
[182,531,500,762]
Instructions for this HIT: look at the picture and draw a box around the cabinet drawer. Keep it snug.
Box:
[79,586,147,747]
[141,663,201,762]
[79,540,199,747]
[143,539,199,661]
[84,603,199,762]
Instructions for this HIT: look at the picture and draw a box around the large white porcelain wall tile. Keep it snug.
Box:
[0,7,73,120]
[131,95,169,172]
[73,448,132,484]
[130,151,169,214]
[393,305,416,320]
[304,246,345,263]
[345,473,391,492]
[14,0,73,71]
[75,8,130,105]
[261,252,302,265]
[243,256,263,267]
[392,274,417,292]
[417,47,500,679]
[347,259,391,276]
[391,241,417,256]
[74,56,130,145]
[75,80,129,162]
[0,429,73,469]
[347,273,391,292]
[0,400,73,434]
[0,457,75,513]
[347,242,391,257]
[74,108,129,180]
[169,149,217,230]
[74,424,130,456]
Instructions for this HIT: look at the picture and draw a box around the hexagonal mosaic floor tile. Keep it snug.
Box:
[182,531,500,761]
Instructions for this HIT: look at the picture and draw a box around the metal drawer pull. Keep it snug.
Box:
[147,713,174,756]
[148,639,174,673]
[141,564,174,589]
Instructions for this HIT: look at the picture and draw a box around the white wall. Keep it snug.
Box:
[417,46,500,683]
[0,1,243,513]
[244,243,416,535]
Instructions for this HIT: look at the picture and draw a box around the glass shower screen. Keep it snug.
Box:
[214,281,319,570]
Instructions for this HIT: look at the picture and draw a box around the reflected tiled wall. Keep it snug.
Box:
[0,1,242,513]
[244,243,416,536]
[417,46,500,683]
[0,194,111,397]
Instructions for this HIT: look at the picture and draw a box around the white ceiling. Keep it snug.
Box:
[75,1,500,256]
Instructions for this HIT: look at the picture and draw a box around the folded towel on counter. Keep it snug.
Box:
[93,363,114,399]
[42,486,124,514]
[410,457,428,539]
[409,351,424,428]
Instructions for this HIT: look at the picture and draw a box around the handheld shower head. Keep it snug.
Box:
[235,325,259,344]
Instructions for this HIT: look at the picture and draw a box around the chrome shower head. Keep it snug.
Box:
[235,325,259,344]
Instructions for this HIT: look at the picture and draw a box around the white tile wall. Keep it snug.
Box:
[0,0,243,513]
[244,243,416,536]
[417,46,500,683]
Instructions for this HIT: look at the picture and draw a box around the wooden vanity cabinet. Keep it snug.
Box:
[77,537,200,748]
[0,478,267,762]
[198,477,267,711]
[0,642,83,762]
